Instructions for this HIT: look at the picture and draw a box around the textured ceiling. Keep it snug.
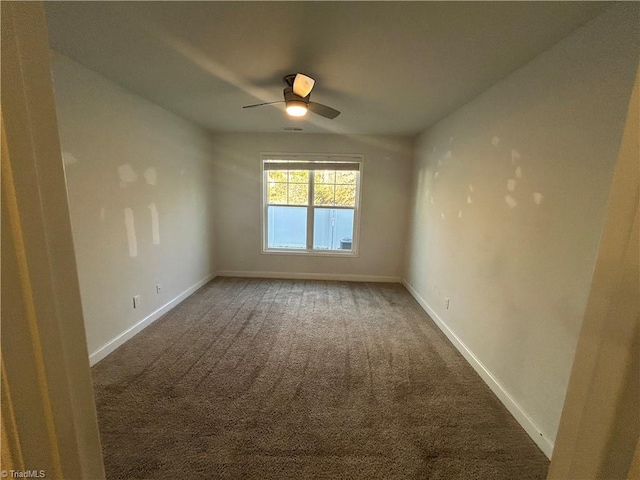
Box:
[45,2,611,135]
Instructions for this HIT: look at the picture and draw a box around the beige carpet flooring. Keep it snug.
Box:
[92,277,549,479]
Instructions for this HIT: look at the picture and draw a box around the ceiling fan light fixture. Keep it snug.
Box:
[286,100,308,117]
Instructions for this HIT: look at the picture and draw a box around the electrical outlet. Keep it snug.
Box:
[445,297,450,310]
[133,295,140,309]
[156,284,162,294]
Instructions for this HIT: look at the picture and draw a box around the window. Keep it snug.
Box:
[262,154,362,255]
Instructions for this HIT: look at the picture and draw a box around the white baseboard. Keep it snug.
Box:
[217,270,401,283]
[401,279,554,459]
[89,273,217,366]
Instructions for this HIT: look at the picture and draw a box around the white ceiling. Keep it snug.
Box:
[45,2,611,135]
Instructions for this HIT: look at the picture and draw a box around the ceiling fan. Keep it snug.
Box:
[243,73,340,119]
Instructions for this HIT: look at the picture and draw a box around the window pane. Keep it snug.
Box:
[315,170,335,184]
[336,171,357,185]
[288,183,309,205]
[267,206,307,249]
[314,184,334,206]
[313,208,354,251]
[267,182,287,204]
[268,170,287,183]
[334,185,356,207]
[288,170,309,183]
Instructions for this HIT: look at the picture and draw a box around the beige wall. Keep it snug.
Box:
[403,3,639,455]
[50,53,217,359]
[212,133,413,281]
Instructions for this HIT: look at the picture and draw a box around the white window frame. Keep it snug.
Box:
[261,153,363,257]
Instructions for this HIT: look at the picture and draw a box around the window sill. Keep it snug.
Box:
[261,248,359,258]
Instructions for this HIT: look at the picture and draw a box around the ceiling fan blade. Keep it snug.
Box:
[242,101,283,109]
[308,102,340,119]
[293,73,315,98]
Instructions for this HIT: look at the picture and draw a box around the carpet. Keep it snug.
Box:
[92,277,549,479]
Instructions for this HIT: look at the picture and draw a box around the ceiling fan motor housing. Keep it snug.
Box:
[284,87,309,104]
[283,74,297,88]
